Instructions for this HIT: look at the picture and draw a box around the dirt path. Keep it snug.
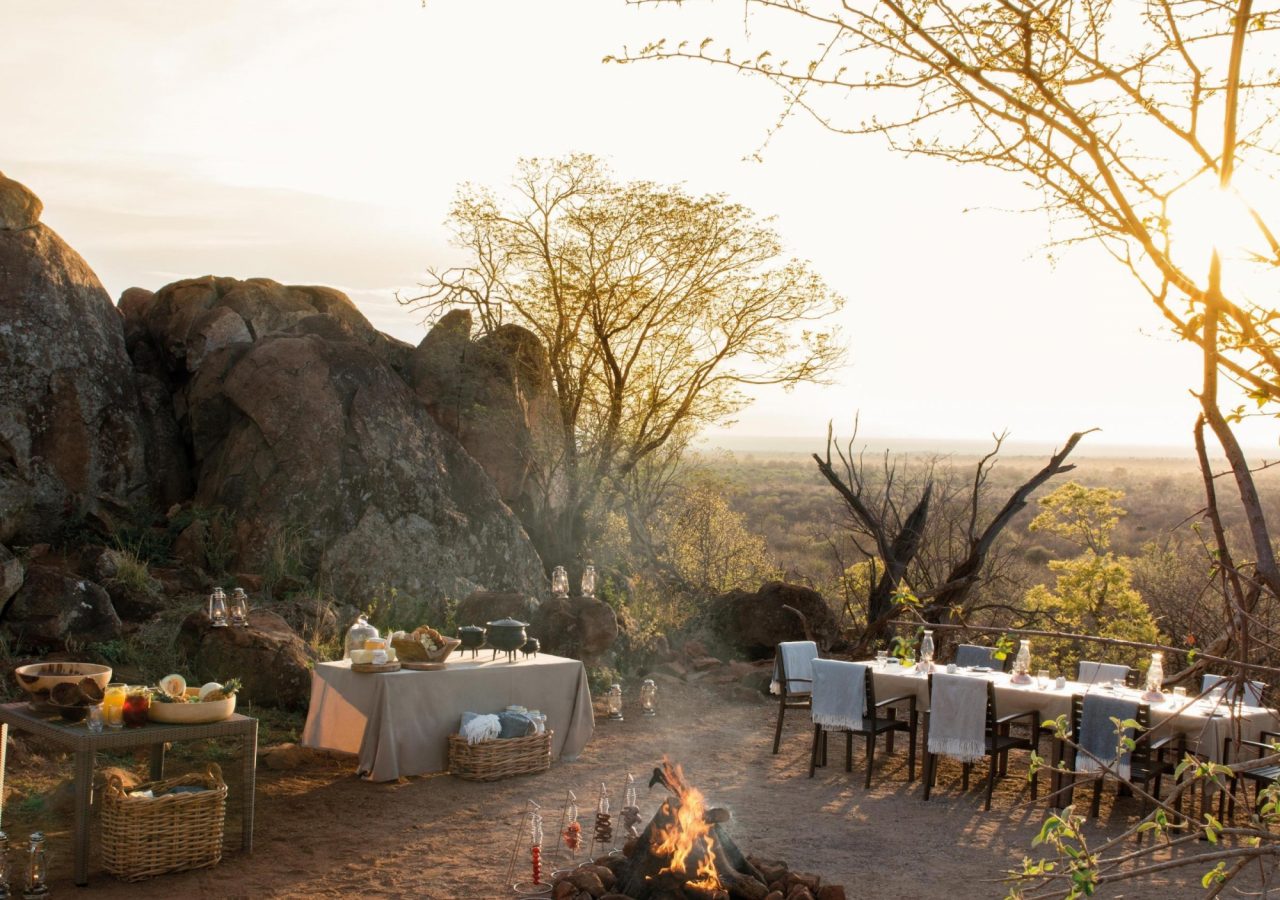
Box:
[8,681,1228,898]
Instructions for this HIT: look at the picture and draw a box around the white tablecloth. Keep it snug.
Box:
[301,654,595,781]
[862,661,1277,762]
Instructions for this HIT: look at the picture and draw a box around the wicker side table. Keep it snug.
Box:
[0,703,257,886]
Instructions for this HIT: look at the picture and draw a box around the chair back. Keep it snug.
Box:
[953,644,998,669]
[1070,694,1151,772]
[926,673,992,760]
[1202,673,1265,707]
[774,641,820,696]
[1077,660,1131,685]
[810,659,869,731]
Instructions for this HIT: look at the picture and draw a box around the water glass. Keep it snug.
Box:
[86,704,104,734]
[1111,678,1126,693]
[1037,669,1050,689]
[875,650,888,669]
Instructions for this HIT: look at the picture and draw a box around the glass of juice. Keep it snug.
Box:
[122,688,151,728]
[103,683,127,729]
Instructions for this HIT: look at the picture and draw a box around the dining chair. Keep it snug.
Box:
[1220,729,1280,822]
[922,674,1043,810]
[1056,694,1185,818]
[1202,673,1265,707]
[953,644,999,669]
[1077,660,1131,685]
[808,661,918,787]
[772,641,820,754]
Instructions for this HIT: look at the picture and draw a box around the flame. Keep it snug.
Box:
[651,760,721,890]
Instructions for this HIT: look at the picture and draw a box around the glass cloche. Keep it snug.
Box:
[344,614,379,660]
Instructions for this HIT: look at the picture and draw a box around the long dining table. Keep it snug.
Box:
[859,660,1278,763]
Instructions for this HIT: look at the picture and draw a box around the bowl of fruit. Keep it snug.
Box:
[148,675,241,724]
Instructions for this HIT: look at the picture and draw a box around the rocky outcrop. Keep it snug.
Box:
[0,545,22,607]
[713,581,840,660]
[0,173,150,543]
[409,313,566,551]
[135,277,547,604]
[454,590,620,665]
[2,564,122,646]
[176,609,316,709]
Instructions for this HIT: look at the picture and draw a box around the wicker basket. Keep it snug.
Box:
[448,730,552,781]
[101,763,227,881]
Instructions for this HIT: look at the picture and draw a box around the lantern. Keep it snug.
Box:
[22,833,46,900]
[1144,651,1165,700]
[207,588,228,628]
[551,566,569,599]
[228,588,250,626]
[640,679,657,717]
[1011,639,1033,684]
[919,629,935,672]
[581,565,596,599]
[606,684,623,720]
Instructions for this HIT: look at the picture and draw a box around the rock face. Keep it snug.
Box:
[176,609,316,710]
[455,590,620,665]
[2,564,122,646]
[713,581,840,660]
[134,277,547,604]
[0,174,150,543]
[409,313,566,553]
[0,545,22,607]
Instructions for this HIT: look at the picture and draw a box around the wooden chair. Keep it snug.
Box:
[922,675,1043,811]
[1220,729,1280,822]
[808,666,918,787]
[1077,661,1131,686]
[1055,695,1185,818]
[1202,673,1265,707]
[772,641,819,754]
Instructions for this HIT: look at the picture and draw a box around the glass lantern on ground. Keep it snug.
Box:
[207,587,228,627]
[639,679,657,716]
[22,833,46,900]
[606,684,624,720]
[229,588,250,626]
[1011,639,1033,684]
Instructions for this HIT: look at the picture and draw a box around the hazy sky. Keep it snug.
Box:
[4,0,1270,455]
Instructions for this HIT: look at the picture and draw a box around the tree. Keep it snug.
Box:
[1028,481,1126,556]
[404,155,844,573]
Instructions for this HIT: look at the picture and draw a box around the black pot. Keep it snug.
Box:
[521,637,540,657]
[458,626,487,650]
[486,618,529,652]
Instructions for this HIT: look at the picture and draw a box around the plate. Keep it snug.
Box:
[970,666,992,674]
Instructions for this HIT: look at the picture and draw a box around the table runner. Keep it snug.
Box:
[301,653,595,781]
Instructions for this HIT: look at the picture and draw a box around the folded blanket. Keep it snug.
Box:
[460,712,501,744]
[1076,695,1138,780]
[770,641,819,696]
[499,711,537,739]
[811,660,866,732]
[927,673,987,763]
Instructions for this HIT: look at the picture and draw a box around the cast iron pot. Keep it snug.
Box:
[458,625,487,651]
[485,618,529,653]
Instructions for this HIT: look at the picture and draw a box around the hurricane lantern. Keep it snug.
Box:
[639,679,657,717]
[606,683,623,720]
[581,565,596,599]
[228,588,250,626]
[207,588,228,628]
[22,833,46,900]
[551,565,569,599]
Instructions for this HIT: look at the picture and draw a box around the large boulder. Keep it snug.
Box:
[0,544,22,607]
[0,174,151,542]
[713,582,840,660]
[176,609,316,710]
[1,564,122,646]
[134,277,547,603]
[409,314,566,553]
[530,595,619,666]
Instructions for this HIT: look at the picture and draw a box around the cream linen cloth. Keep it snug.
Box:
[301,654,595,782]
[810,659,865,732]
[771,641,819,695]
[927,673,988,763]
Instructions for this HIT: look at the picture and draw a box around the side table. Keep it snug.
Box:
[0,703,257,885]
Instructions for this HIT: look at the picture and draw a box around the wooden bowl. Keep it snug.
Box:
[14,662,112,702]
[391,637,461,664]
[148,689,236,724]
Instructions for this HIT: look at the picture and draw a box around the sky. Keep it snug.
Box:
[3,0,1272,457]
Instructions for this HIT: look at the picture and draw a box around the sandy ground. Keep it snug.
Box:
[3,681,1246,899]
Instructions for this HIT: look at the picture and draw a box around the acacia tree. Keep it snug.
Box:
[405,155,844,573]
[612,1,1280,892]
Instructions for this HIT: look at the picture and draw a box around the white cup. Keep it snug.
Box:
[1055,676,1066,690]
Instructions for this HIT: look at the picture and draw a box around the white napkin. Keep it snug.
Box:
[770,641,819,696]
[927,673,987,763]
[810,660,866,732]
[1076,695,1138,779]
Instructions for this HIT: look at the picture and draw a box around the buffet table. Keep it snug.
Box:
[301,653,595,781]
[861,662,1277,762]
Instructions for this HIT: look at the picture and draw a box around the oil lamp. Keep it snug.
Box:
[228,587,250,626]
[207,587,228,628]
[606,684,623,720]
[1011,639,1033,684]
[22,833,46,900]
[581,565,596,599]
[551,566,569,599]
[639,679,657,717]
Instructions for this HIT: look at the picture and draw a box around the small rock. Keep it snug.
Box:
[764,893,785,900]
[682,638,709,659]
[816,886,846,900]
[585,865,615,889]
[691,656,723,672]
[553,881,577,900]
[568,870,604,897]
[261,743,319,771]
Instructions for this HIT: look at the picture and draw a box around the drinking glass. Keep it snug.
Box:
[1173,686,1188,699]
[1037,669,1050,689]
[1111,678,1126,693]
[875,650,888,669]
[103,683,127,729]
[86,704,104,734]
[122,688,151,728]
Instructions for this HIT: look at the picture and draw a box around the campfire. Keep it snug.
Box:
[552,760,844,900]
